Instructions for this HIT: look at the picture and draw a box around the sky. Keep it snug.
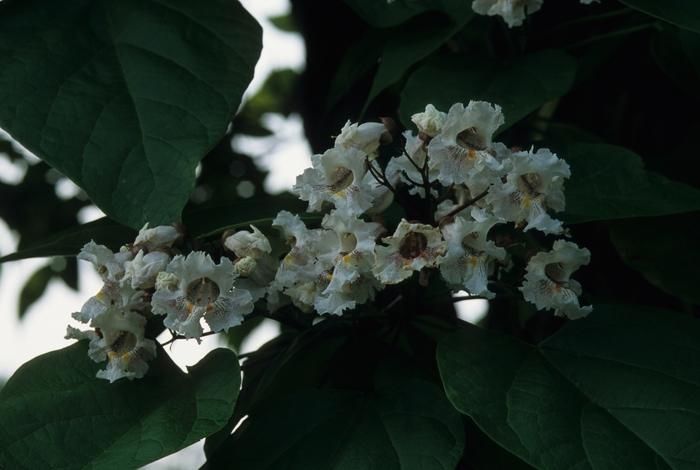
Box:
[0,1,485,467]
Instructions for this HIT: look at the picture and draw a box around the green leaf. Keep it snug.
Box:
[344,0,471,28]
[651,27,700,99]
[438,304,700,470]
[610,214,700,305]
[17,265,53,319]
[399,50,577,130]
[207,380,465,469]
[362,13,473,114]
[0,0,262,229]
[0,342,240,469]
[184,196,314,239]
[562,143,700,223]
[620,0,700,34]
[0,218,135,263]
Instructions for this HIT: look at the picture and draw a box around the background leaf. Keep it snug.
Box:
[610,213,700,305]
[399,50,577,130]
[0,343,241,469]
[343,0,471,28]
[620,0,700,33]
[362,12,473,114]
[0,218,135,263]
[438,304,700,470]
[207,381,465,470]
[0,0,262,228]
[17,265,53,319]
[563,143,700,223]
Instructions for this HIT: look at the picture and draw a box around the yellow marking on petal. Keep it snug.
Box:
[468,149,477,160]
[469,256,479,268]
[186,303,195,314]
[522,196,532,209]
[95,290,106,301]
[342,254,353,263]
[107,351,119,360]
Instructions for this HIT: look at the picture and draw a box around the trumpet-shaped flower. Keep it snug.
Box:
[66,308,156,382]
[151,252,253,338]
[315,210,385,315]
[427,101,506,192]
[73,283,146,323]
[439,209,506,297]
[486,147,570,234]
[472,0,544,27]
[335,120,387,155]
[270,212,335,311]
[78,241,133,283]
[373,220,446,284]
[293,146,379,216]
[520,240,592,319]
[123,250,171,289]
[411,104,447,137]
[133,223,181,251]
[224,225,272,259]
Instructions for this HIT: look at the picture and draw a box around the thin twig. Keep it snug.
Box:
[160,330,218,347]
[439,190,489,222]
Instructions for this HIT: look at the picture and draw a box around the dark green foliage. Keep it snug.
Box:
[399,51,577,130]
[438,305,700,470]
[0,343,240,469]
[0,0,262,228]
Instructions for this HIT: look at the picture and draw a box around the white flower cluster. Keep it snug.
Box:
[472,0,600,27]
[68,99,592,382]
[285,101,591,318]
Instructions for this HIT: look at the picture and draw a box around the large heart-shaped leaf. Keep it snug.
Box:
[621,1,700,34]
[438,304,700,470]
[207,381,465,470]
[610,213,700,305]
[562,143,700,223]
[399,50,576,130]
[0,343,241,469]
[0,0,262,228]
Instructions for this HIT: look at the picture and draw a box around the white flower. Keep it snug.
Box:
[66,308,156,382]
[373,219,446,284]
[411,104,447,137]
[78,241,133,283]
[335,120,387,155]
[133,223,181,251]
[73,283,146,323]
[439,208,506,298]
[271,211,336,312]
[293,146,380,216]
[123,250,171,289]
[427,101,506,192]
[486,147,570,234]
[314,210,385,315]
[151,252,253,338]
[224,225,271,259]
[520,240,592,319]
[472,0,544,28]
